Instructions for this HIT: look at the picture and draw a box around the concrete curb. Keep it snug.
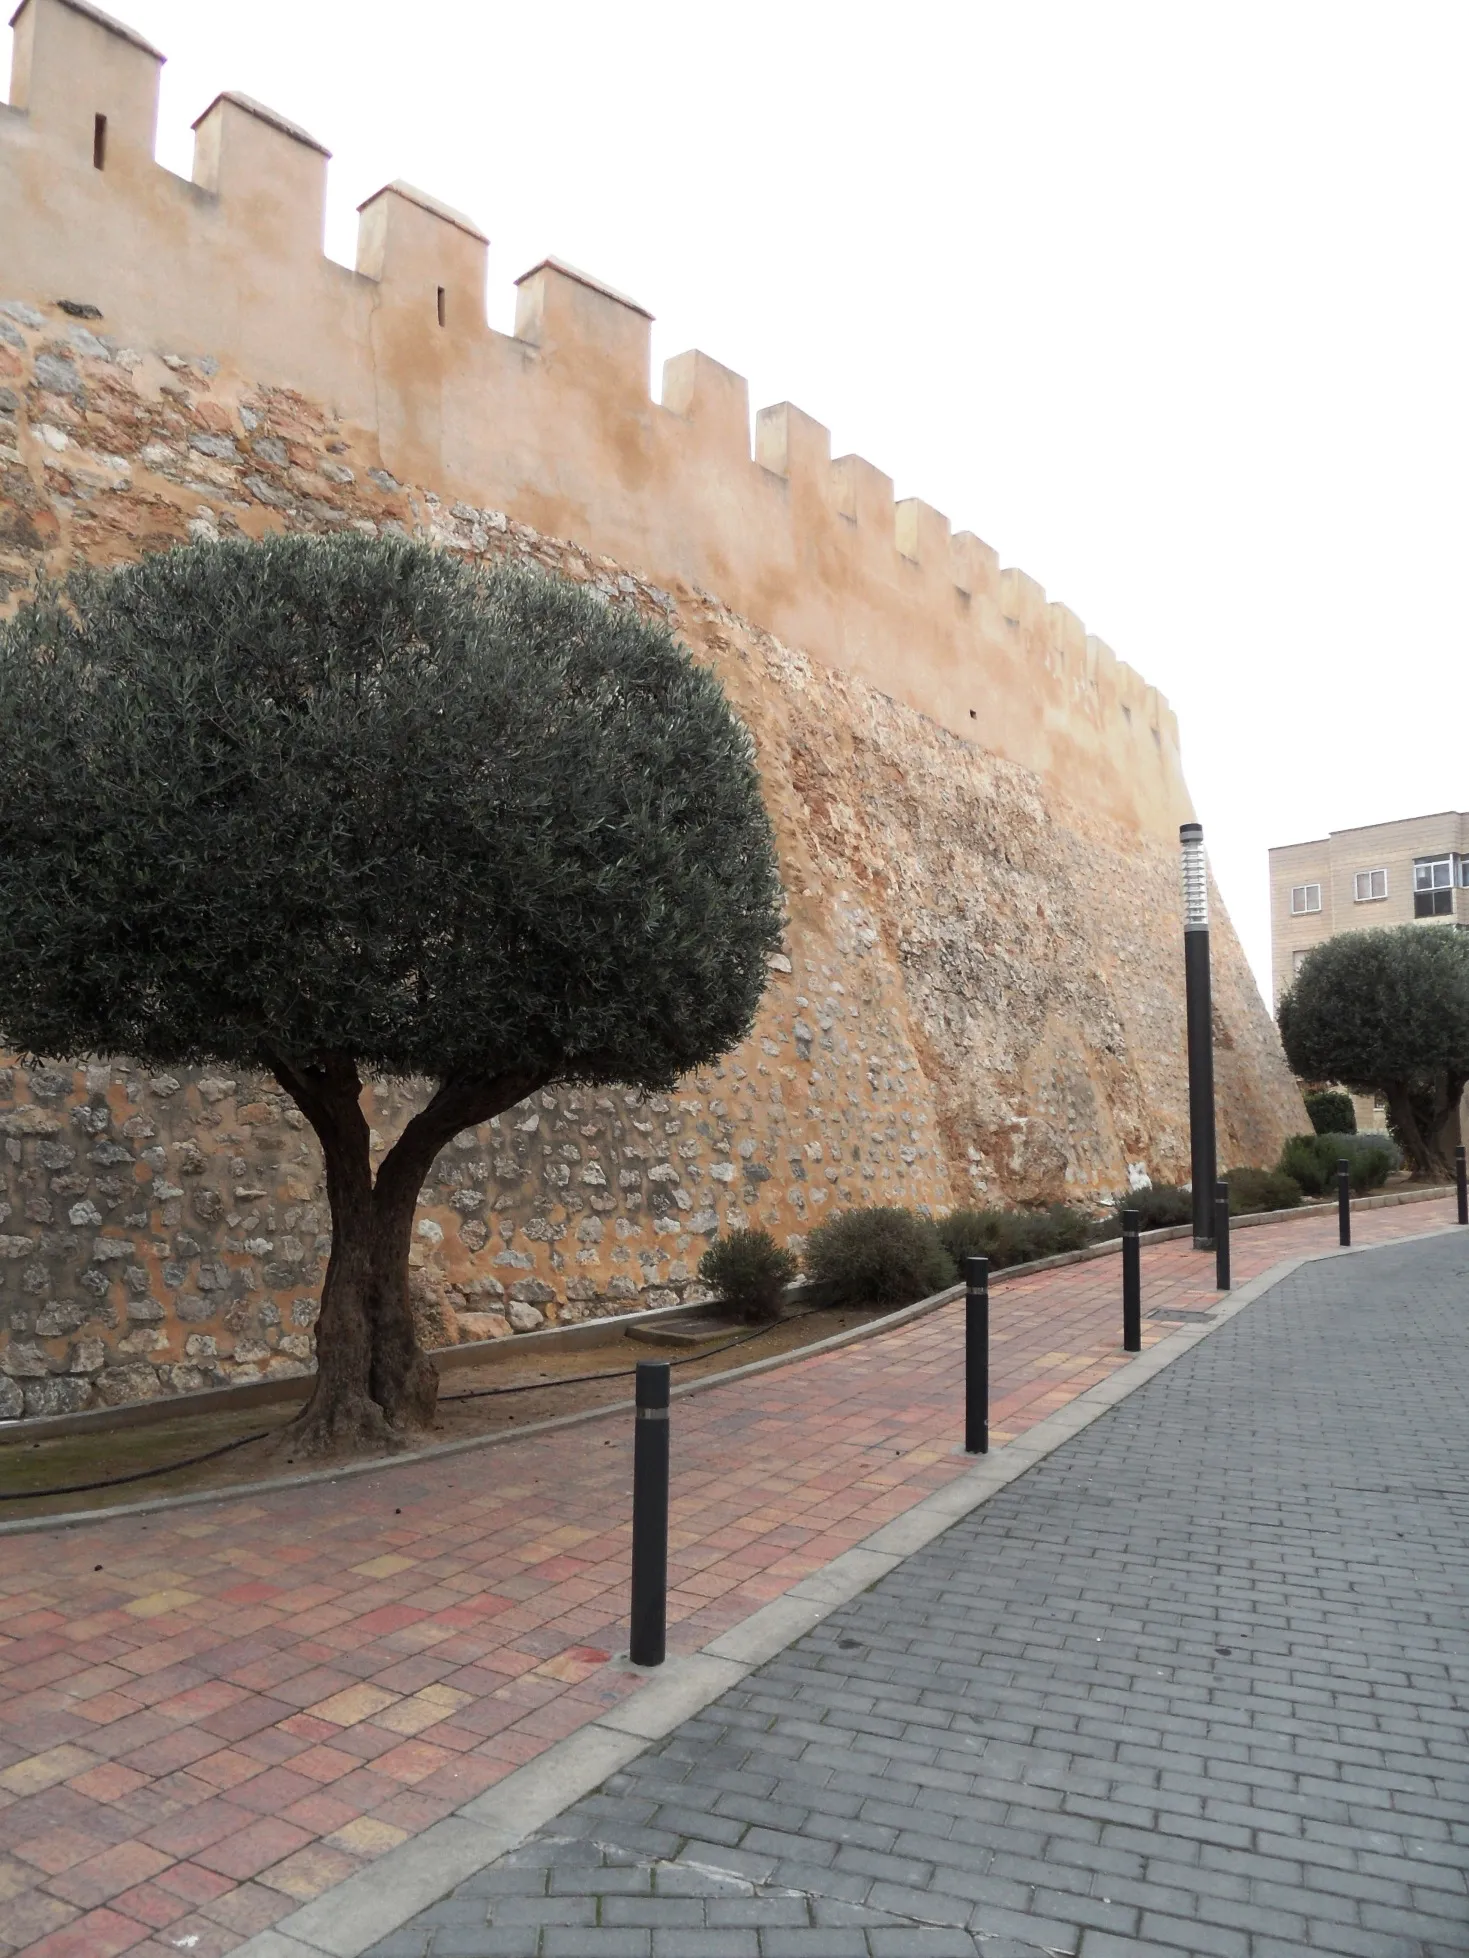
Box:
[228,1223,1455,1958]
[4,1180,1448,1449]
[5,1189,1453,1537]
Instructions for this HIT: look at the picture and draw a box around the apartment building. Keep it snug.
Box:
[1269,811,1469,1134]
[1269,809,1469,1004]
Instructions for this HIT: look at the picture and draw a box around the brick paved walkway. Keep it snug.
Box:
[0,1200,1457,1956]
[373,1229,1469,1957]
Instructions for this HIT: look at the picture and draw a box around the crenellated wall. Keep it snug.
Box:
[0,0,1308,1416]
[2,0,1186,840]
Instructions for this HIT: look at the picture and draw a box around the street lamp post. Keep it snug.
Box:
[1181,822,1217,1250]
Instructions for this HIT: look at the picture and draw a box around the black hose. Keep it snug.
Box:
[439,1305,827,1403]
[0,1427,271,1502]
[1,1307,839,1505]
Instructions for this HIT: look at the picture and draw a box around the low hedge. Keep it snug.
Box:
[698,1227,798,1321]
[1224,1166,1303,1214]
[1278,1130,1401,1196]
[803,1206,956,1307]
[1092,1182,1194,1238]
[938,1204,1091,1271]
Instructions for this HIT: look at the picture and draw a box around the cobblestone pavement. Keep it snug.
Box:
[370,1231,1469,1957]
[0,1199,1458,1957]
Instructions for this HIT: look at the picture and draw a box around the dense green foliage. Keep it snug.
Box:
[1223,1166,1302,1214]
[1277,927,1469,1177]
[698,1228,798,1321]
[804,1206,955,1307]
[938,1204,1091,1271]
[0,534,784,1085]
[1278,1130,1401,1196]
[0,534,785,1446]
[1093,1182,1194,1237]
[1303,1088,1356,1135]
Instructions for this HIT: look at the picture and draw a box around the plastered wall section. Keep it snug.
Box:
[0,311,1306,1416]
[1,0,1188,843]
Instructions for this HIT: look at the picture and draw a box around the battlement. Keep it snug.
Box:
[0,0,1188,837]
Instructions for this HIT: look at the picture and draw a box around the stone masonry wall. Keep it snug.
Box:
[0,306,1305,1417]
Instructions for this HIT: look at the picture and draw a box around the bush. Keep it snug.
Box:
[1304,1088,1355,1136]
[1093,1182,1195,1238]
[939,1205,1091,1271]
[1278,1133,1332,1196]
[698,1228,799,1321]
[1224,1167,1302,1215]
[1336,1130,1404,1190]
[1278,1131,1402,1196]
[804,1207,955,1307]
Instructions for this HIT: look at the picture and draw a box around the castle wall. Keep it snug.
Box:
[0,0,1307,1416]
[2,0,1186,841]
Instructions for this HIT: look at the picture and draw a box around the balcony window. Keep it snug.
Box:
[1414,857,1455,918]
[1354,868,1388,902]
[1290,883,1322,916]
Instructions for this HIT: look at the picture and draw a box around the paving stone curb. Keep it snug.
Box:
[4,1186,1451,1537]
[228,1225,1453,1958]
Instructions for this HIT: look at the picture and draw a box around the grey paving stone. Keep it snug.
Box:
[374,1237,1469,1958]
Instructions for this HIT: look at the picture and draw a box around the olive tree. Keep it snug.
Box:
[0,534,783,1452]
[1277,926,1469,1180]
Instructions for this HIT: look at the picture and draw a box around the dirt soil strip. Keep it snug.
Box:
[0,1306,888,1521]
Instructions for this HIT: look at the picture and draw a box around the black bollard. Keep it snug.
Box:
[1214,1180,1231,1292]
[965,1255,989,1456]
[629,1360,670,1667]
[1337,1158,1351,1247]
[1122,1208,1142,1352]
[1457,1145,1467,1227]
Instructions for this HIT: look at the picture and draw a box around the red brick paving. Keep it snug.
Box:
[0,1198,1455,1955]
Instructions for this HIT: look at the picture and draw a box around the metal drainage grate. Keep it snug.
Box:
[1147,1309,1216,1322]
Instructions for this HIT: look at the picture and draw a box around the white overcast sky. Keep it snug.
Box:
[16,2,1467,1000]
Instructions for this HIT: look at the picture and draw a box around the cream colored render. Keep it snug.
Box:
[0,0,1191,843]
[1268,811,1469,1005]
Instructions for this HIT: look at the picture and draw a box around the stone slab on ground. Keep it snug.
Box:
[367,1232,1469,1957]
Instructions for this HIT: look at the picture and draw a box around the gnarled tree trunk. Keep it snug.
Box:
[1383,1072,1466,1183]
[265,1049,543,1455]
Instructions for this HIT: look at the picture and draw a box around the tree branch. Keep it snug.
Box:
[373,1065,546,1211]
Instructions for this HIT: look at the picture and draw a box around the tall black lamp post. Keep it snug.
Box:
[1181,821,1217,1249]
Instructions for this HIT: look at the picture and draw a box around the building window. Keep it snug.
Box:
[1292,949,1309,976]
[1414,857,1455,918]
[1290,884,1322,916]
[1462,858,1469,887]
[1354,868,1387,902]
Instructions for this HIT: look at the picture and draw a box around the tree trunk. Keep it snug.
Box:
[1383,1078,1460,1183]
[1428,1070,1467,1182]
[265,1050,544,1456]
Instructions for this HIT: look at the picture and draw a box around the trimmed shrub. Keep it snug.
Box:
[1093,1182,1194,1238]
[1279,1132,1332,1196]
[1279,1131,1402,1196]
[939,1205,1091,1272]
[698,1228,799,1321]
[1225,1167,1302,1215]
[1304,1088,1355,1136]
[804,1207,956,1307]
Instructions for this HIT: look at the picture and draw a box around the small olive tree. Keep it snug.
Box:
[0,534,784,1451]
[1277,927,1469,1180]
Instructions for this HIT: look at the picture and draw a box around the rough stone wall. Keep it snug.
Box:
[0,307,1304,1416]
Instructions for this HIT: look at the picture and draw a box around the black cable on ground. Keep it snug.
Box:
[439,1305,829,1404]
[0,1306,842,1504]
[0,1427,271,1502]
